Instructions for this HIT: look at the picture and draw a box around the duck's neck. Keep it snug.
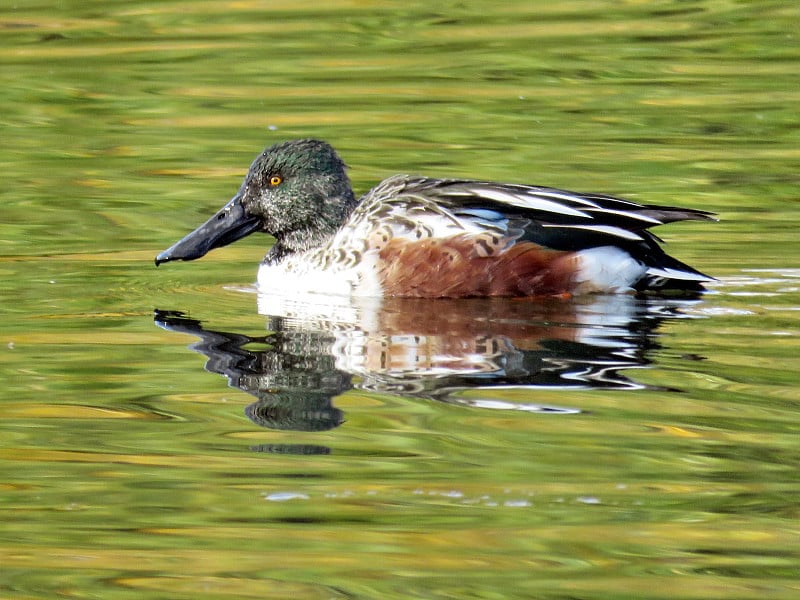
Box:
[263,191,359,265]
[263,228,334,265]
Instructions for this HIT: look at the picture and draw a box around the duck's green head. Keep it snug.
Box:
[155,139,356,267]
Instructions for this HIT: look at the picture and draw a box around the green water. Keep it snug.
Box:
[2,1,799,598]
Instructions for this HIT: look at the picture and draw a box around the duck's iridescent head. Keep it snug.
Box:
[155,139,356,266]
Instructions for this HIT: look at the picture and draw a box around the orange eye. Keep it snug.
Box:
[269,175,283,186]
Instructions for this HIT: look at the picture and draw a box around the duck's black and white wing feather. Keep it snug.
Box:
[356,175,716,289]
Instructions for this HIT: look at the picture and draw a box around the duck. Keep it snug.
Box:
[155,139,715,298]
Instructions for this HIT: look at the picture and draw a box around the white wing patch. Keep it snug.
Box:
[584,207,662,225]
[467,187,591,218]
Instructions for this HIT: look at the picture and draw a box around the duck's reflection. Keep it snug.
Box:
[155,293,702,439]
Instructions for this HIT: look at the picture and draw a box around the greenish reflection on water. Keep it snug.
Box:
[2,1,799,598]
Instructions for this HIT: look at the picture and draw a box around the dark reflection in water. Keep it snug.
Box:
[155,293,703,445]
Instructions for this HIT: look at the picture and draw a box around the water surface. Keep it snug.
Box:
[1,2,799,599]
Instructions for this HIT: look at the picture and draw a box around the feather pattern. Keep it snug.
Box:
[352,174,715,249]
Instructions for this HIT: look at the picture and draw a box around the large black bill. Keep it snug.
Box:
[155,195,261,266]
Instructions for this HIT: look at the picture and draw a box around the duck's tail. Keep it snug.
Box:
[635,252,715,295]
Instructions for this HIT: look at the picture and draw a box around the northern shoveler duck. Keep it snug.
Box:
[155,139,715,298]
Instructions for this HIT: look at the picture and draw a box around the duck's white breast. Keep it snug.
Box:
[257,250,383,297]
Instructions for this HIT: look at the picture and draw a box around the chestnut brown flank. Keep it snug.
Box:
[377,235,579,298]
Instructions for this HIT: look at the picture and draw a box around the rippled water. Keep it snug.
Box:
[2,2,799,599]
